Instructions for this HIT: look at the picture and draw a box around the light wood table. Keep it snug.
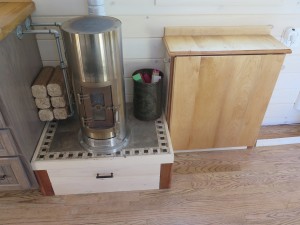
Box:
[0,1,34,41]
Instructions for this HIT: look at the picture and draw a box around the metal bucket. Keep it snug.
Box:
[61,16,128,153]
[132,69,163,121]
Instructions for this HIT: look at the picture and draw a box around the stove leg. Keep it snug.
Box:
[159,163,173,189]
[34,170,55,196]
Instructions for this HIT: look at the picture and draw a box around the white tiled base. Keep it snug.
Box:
[44,159,162,195]
[31,114,174,195]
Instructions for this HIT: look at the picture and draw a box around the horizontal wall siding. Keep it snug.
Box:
[32,0,300,125]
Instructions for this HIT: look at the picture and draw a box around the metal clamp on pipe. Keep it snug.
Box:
[16,23,74,118]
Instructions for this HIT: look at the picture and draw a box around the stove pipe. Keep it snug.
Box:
[61,16,129,153]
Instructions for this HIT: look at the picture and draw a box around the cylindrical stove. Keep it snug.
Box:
[61,16,129,154]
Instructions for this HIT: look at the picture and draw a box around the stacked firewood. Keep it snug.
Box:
[31,66,69,121]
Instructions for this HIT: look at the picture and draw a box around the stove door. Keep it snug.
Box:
[80,86,114,129]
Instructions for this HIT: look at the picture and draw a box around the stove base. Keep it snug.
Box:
[79,129,130,154]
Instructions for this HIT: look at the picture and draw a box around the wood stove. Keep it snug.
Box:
[61,16,129,153]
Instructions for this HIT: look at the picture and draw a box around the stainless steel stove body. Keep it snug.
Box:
[61,16,128,153]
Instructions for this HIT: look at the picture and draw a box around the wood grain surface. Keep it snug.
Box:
[35,98,51,109]
[0,2,35,41]
[164,26,273,36]
[164,35,291,56]
[53,107,68,120]
[47,66,65,97]
[31,66,54,98]
[51,95,67,108]
[1,144,300,224]
[38,109,53,121]
[258,124,300,139]
[169,54,285,150]
[33,170,54,196]
[159,163,173,189]
[0,29,44,163]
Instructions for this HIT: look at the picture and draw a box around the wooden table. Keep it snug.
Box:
[0,1,35,41]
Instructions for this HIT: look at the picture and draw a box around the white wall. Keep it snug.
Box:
[31,0,300,125]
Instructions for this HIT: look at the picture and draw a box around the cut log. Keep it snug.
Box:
[31,67,54,98]
[51,94,67,108]
[38,109,54,121]
[35,98,51,109]
[47,66,65,97]
[53,107,68,120]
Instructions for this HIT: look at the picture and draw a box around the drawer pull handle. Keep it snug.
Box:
[0,175,7,180]
[96,173,113,179]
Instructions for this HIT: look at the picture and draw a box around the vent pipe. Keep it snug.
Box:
[88,0,106,16]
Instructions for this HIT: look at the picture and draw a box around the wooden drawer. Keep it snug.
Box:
[46,161,161,195]
[0,157,31,190]
[0,129,18,156]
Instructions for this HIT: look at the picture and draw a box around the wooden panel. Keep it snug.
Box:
[159,163,173,189]
[164,35,291,56]
[0,2,35,41]
[34,170,54,196]
[169,56,202,150]
[170,54,285,150]
[164,26,272,36]
[0,129,18,156]
[0,157,30,190]
[0,30,44,161]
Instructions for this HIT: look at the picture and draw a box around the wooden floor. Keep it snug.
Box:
[2,144,300,225]
[258,124,300,139]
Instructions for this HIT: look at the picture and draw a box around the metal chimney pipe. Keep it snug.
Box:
[88,0,106,16]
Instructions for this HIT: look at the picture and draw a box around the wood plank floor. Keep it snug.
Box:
[258,124,300,139]
[2,144,300,225]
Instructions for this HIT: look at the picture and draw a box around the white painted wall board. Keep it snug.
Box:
[256,136,300,147]
[105,0,300,15]
[123,38,165,59]
[156,0,284,6]
[32,0,88,16]
[32,15,300,39]
[265,104,295,118]
[281,55,300,73]
[32,0,300,16]
[41,60,60,67]
[123,59,165,77]
[32,0,300,125]
[37,38,164,61]
[274,73,300,90]
[269,89,300,104]
[36,40,66,61]
[41,59,165,77]
[263,115,300,125]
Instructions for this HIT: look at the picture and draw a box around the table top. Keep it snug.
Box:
[0,2,35,41]
[164,34,292,56]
